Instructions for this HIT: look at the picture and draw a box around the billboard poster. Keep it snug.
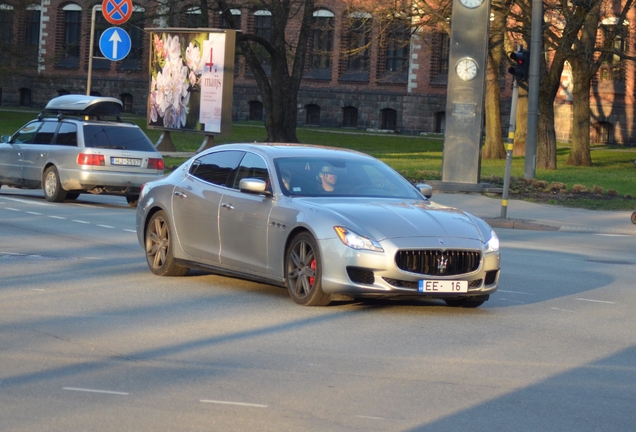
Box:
[147,29,235,135]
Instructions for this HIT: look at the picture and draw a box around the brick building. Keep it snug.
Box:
[0,0,634,144]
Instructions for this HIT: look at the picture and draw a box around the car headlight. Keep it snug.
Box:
[334,226,384,252]
[485,230,500,252]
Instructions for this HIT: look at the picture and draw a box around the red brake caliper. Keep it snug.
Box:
[309,259,316,286]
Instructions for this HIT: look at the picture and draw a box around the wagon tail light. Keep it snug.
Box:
[148,158,164,170]
[77,154,105,166]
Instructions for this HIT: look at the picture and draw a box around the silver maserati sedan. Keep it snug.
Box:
[136,143,500,307]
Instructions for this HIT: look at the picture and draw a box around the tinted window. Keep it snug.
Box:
[12,121,40,144]
[82,125,155,151]
[55,123,78,146]
[189,151,244,186]
[232,153,270,189]
[32,121,59,145]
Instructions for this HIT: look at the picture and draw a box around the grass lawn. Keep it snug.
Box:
[2,108,636,209]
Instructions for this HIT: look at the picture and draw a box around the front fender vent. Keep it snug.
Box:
[395,250,481,276]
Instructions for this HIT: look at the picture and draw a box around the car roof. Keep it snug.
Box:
[209,142,369,159]
[44,95,123,117]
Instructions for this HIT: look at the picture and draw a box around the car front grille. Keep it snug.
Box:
[395,249,481,276]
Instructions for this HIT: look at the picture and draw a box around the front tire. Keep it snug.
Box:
[43,166,67,202]
[285,232,331,306]
[145,210,189,276]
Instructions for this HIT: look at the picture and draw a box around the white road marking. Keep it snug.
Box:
[551,307,575,312]
[49,216,66,219]
[6,208,20,211]
[72,220,90,224]
[200,399,267,408]
[498,298,525,304]
[26,211,42,215]
[355,415,387,420]
[576,298,614,304]
[595,234,629,237]
[123,229,136,233]
[2,197,53,206]
[497,290,533,295]
[97,224,115,229]
[63,387,129,395]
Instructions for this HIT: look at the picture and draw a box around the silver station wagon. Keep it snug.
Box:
[0,95,164,206]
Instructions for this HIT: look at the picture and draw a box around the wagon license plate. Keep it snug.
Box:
[418,280,468,293]
[111,157,141,166]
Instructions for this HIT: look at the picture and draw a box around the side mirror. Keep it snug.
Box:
[1,135,12,144]
[416,183,433,199]
[239,178,271,196]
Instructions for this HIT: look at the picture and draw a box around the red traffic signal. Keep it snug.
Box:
[508,49,530,82]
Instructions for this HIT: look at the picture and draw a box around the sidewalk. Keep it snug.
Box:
[433,192,636,235]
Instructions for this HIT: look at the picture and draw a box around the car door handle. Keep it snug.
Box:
[221,202,234,210]
[174,191,187,199]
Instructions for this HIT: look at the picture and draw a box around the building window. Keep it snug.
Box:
[592,121,613,144]
[58,3,82,68]
[91,12,110,69]
[184,6,201,28]
[600,24,625,82]
[381,108,397,130]
[118,7,145,71]
[249,100,263,121]
[430,32,450,85]
[57,89,70,96]
[121,93,133,113]
[0,87,3,105]
[342,12,371,78]
[306,104,320,125]
[23,7,41,66]
[219,9,241,29]
[253,10,273,70]
[306,10,334,80]
[380,19,410,81]
[0,4,14,64]
[342,106,358,128]
[435,111,446,133]
[19,88,31,106]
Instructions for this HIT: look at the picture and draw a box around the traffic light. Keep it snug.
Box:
[508,49,530,83]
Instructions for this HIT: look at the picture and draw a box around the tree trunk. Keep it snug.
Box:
[537,95,557,169]
[566,68,593,166]
[482,5,506,159]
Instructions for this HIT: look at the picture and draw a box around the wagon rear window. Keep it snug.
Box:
[82,125,155,151]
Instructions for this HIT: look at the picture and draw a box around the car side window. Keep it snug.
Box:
[232,152,270,190]
[55,123,78,146]
[12,121,41,144]
[189,150,244,186]
[32,121,59,145]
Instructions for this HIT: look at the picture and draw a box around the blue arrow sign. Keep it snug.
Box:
[99,27,131,61]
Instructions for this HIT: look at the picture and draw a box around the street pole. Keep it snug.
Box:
[86,5,100,96]
[501,79,519,218]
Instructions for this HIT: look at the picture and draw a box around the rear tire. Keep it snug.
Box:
[126,195,139,207]
[631,211,636,225]
[285,232,331,306]
[43,166,67,202]
[145,210,189,276]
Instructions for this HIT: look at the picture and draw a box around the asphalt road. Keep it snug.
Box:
[1,188,635,432]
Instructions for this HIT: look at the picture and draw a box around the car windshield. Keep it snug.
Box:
[274,156,423,199]
[82,125,156,151]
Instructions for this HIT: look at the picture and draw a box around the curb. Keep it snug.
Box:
[485,218,636,235]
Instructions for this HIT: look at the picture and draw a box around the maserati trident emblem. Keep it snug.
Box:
[437,254,448,274]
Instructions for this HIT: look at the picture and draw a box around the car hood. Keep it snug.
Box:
[301,198,487,242]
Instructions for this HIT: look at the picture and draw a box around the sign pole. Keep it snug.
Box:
[86,5,100,95]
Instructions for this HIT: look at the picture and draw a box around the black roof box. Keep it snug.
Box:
[45,95,123,117]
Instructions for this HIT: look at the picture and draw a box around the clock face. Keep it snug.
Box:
[459,0,484,8]
[455,57,479,81]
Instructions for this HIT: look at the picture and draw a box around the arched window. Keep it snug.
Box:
[342,106,358,128]
[57,3,82,68]
[249,100,263,121]
[378,18,410,82]
[23,5,41,67]
[381,108,397,130]
[19,88,31,106]
[591,121,613,144]
[184,6,201,28]
[305,104,320,125]
[306,10,333,80]
[0,4,15,49]
[341,12,371,81]
[120,93,133,113]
